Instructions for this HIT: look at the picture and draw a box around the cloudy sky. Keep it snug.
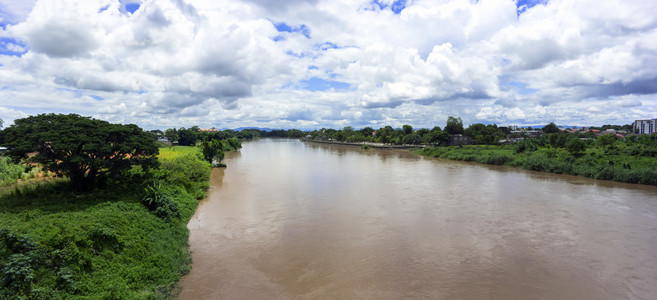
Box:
[1,0,656,130]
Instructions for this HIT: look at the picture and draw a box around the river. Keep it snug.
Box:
[179,138,657,299]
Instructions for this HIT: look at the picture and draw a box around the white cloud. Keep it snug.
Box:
[0,0,656,130]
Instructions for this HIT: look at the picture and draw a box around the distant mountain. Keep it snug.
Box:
[229,127,276,132]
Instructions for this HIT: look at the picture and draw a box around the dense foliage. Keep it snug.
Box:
[444,116,465,135]
[0,146,211,298]
[200,140,224,165]
[3,114,158,192]
[418,134,657,186]
[0,157,30,187]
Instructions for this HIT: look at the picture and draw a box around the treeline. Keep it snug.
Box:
[303,119,637,147]
[304,117,509,145]
[155,127,246,147]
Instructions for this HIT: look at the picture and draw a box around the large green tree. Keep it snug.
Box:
[3,114,158,191]
[444,116,464,135]
[597,134,617,150]
[542,122,560,133]
[177,127,199,146]
[465,123,502,145]
[200,139,224,165]
[402,124,413,135]
[164,128,179,144]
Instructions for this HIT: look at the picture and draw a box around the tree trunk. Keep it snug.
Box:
[69,169,97,192]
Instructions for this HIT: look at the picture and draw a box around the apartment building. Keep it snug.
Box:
[634,119,657,134]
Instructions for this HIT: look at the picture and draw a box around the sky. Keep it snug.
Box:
[1,0,656,130]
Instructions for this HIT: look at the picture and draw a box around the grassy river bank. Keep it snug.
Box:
[0,146,210,299]
[416,144,657,186]
[303,137,657,186]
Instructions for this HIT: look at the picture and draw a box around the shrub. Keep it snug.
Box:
[226,137,242,150]
[566,138,586,155]
[158,154,211,199]
[0,157,28,186]
[87,227,124,254]
[476,155,514,165]
[142,182,180,222]
[514,139,538,153]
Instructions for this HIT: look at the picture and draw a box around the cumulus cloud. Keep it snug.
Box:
[0,0,656,129]
[0,0,37,25]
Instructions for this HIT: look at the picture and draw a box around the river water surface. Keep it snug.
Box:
[180,139,657,299]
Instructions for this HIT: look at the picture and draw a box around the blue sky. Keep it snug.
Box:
[371,0,408,14]
[0,0,656,130]
[273,21,311,39]
[515,0,548,15]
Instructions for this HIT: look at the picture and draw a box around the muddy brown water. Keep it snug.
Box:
[179,139,657,299]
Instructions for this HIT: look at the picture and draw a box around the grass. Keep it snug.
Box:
[157,146,200,160]
[0,146,210,298]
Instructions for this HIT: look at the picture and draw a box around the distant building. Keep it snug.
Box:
[634,119,657,134]
[199,128,219,132]
[448,134,471,146]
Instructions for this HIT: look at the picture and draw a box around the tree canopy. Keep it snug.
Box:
[542,122,560,133]
[3,113,158,191]
[177,127,199,146]
[444,116,464,135]
[200,139,224,165]
[465,123,503,145]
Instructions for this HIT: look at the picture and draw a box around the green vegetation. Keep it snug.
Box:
[306,125,452,145]
[200,140,224,166]
[304,116,507,146]
[198,136,241,167]
[3,114,158,192]
[156,146,200,160]
[418,134,657,185]
[0,146,210,298]
[0,114,216,298]
[444,116,465,135]
[162,126,258,146]
[0,156,30,186]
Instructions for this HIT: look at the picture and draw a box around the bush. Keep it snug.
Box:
[158,154,211,199]
[226,137,242,150]
[142,182,180,222]
[514,139,538,153]
[0,157,28,186]
[476,155,514,165]
[566,138,586,155]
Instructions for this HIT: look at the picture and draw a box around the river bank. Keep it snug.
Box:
[301,138,423,149]
[0,146,211,298]
[303,138,657,186]
[417,145,657,186]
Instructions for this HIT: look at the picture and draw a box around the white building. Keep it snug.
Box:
[634,119,657,134]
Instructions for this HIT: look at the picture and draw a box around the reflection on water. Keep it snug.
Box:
[180,139,657,299]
